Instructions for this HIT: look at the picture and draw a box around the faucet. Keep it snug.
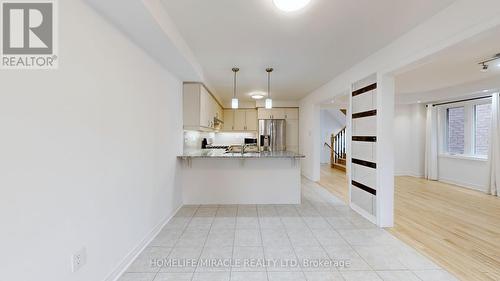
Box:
[241,144,249,155]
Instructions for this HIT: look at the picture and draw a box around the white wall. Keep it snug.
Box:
[0,1,184,281]
[438,156,490,192]
[393,100,491,192]
[393,101,492,191]
[299,0,500,181]
[394,104,426,177]
[299,104,321,179]
[395,77,497,191]
[393,104,491,190]
[320,110,343,164]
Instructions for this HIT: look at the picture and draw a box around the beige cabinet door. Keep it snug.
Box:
[223,109,234,131]
[208,96,216,128]
[286,119,299,153]
[272,108,286,119]
[284,108,299,120]
[257,108,272,119]
[245,109,258,131]
[234,110,246,131]
[216,104,223,121]
[199,88,211,127]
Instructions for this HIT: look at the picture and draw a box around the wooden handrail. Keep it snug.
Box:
[324,142,332,150]
[334,126,347,138]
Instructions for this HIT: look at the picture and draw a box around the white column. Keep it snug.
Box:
[348,73,394,227]
[376,73,395,227]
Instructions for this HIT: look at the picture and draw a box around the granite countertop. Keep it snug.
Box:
[178,150,305,159]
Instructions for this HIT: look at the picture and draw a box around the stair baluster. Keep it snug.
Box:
[330,126,346,172]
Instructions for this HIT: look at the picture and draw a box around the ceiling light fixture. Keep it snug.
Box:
[265,68,274,109]
[251,93,265,100]
[231,67,239,109]
[273,0,311,12]
[480,63,489,73]
[478,53,500,72]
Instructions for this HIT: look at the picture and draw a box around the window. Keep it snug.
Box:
[446,107,465,154]
[474,103,491,156]
[442,98,492,158]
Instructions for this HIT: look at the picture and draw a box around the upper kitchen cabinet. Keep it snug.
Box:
[245,109,258,131]
[183,82,223,131]
[233,110,246,131]
[222,109,234,131]
[284,108,299,120]
[258,107,298,120]
[258,108,283,119]
[223,109,257,131]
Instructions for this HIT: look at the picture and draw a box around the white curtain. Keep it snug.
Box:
[425,104,439,180]
[488,93,500,196]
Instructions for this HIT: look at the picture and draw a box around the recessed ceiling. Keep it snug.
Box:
[396,25,500,95]
[161,0,455,102]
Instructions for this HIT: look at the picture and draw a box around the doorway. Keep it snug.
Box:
[317,94,349,203]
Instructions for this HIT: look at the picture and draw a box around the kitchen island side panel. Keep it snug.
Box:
[181,158,301,205]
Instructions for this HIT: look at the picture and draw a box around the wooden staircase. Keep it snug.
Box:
[324,126,347,172]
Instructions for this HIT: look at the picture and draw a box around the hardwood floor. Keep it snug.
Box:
[318,164,348,203]
[317,166,500,281]
[389,176,500,281]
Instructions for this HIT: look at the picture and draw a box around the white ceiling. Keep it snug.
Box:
[396,25,500,95]
[161,0,455,102]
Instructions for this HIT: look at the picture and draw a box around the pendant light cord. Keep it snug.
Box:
[266,67,273,99]
[268,72,270,99]
[232,67,239,99]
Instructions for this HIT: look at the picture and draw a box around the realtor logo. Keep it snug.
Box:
[1,1,58,69]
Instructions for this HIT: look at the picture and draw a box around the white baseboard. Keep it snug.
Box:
[350,202,377,224]
[394,171,424,178]
[438,177,488,193]
[301,173,316,182]
[104,204,182,281]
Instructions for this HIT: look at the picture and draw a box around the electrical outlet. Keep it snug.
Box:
[71,247,87,272]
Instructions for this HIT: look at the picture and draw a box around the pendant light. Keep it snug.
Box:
[265,68,274,109]
[231,67,239,109]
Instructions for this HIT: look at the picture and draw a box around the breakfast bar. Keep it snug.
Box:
[178,151,304,205]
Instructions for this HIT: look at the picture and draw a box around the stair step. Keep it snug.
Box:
[336,158,346,165]
[331,162,346,172]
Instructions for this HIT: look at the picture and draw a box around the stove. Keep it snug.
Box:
[204,145,229,150]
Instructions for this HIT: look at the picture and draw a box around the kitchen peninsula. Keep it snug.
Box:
[178,150,304,204]
[180,82,304,204]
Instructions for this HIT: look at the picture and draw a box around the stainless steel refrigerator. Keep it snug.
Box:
[259,119,286,152]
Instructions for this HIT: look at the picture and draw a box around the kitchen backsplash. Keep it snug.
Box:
[184,131,257,152]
